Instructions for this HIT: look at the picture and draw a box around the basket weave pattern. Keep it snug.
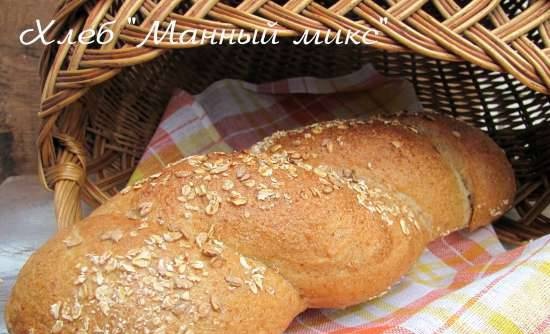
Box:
[39,0,549,242]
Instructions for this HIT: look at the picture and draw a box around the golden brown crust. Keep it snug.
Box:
[6,113,515,334]
[397,113,516,230]
[92,151,429,308]
[6,214,305,334]
[252,118,471,237]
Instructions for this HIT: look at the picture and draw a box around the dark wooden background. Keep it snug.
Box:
[0,1,56,181]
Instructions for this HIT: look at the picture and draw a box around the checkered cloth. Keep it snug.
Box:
[130,65,550,334]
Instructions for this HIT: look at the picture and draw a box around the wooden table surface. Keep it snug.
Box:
[0,1,56,180]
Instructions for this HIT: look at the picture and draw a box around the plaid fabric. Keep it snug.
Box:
[129,66,550,333]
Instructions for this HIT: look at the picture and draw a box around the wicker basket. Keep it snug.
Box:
[39,0,549,243]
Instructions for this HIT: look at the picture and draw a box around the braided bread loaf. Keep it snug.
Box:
[6,113,515,334]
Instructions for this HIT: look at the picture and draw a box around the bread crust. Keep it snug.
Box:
[6,114,515,334]
[397,114,516,230]
[252,118,472,236]
[93,151,430,308]
[6,214,306,334]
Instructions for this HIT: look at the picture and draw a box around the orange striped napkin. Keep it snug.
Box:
[130,65,550,334]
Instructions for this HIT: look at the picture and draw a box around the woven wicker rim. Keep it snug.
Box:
[38,0,549,233]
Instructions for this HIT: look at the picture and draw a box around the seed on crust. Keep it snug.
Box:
[202,242,223,257]
[174,277,193,289]
[259,165,273,177]
[50,302,62,320]
[392,141,402,149]
[269,144,282,153]
[210,162,230,174]
[257,188,277,201]
[195,232,208,248]
[175,171,191,178]
[210,295,221,312]
[236,165,247,179]
[163,232,183,242]
[205,201,220,216]
[231,196,248,206]
[63,230,83,248]
[225,276,243,287]
[132,249,152,268]
[400,219,410,235]
[51,320,64,333]
[100,229,124,243]
[138,202,153,217]
[243,179,256,188]
[222,179,234,191]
